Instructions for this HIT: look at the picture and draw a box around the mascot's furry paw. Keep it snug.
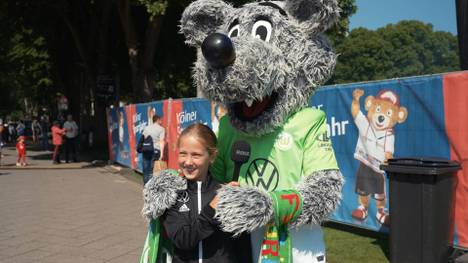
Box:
[291,169,344,228]
[141,170,187,221]
[215,185,273,235]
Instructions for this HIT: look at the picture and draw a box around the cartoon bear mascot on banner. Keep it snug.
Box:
[351,89,408,226]
[141,0,344,262]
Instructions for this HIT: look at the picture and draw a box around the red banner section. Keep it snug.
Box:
[444,72,468,247]
[125,105,137,169]
[167,99,183,169]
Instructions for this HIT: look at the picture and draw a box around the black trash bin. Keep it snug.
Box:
[381,157,461,263]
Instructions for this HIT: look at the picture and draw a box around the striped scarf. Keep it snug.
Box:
[260,190,303,263]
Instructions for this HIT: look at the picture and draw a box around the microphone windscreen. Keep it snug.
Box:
[230,140,251,164]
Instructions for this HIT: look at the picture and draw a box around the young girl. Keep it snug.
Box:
[16,136,26,166]
[161,123,251,263]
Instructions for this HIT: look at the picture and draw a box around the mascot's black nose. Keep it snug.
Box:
[201,33,236,69]
[378,115,385,123]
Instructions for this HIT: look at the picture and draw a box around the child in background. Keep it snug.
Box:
[16,136,26,166]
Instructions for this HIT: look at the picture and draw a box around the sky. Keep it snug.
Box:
[349,0,458,35]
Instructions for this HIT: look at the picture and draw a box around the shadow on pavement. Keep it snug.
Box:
[29,153,53,160]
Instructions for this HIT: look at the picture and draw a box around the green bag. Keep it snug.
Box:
[140,219,174,263]
[140,219,160,263]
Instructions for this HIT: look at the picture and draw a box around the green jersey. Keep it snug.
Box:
[211,108,338,191]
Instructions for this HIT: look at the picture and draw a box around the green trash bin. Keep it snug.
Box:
[381,157,461,263]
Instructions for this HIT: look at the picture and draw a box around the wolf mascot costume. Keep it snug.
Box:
[141,0,344,262]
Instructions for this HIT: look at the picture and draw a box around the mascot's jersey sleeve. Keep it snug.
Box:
[211,108,338,191]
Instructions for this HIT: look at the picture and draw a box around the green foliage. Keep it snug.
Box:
[327,0,358,45]
[7,110,26,121]
[331,20,460,84]
[137,0,168,17]
[6,28,53,110]
[0,1,53,117]
[152,3,196,100]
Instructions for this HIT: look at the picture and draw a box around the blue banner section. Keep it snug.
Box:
[115,107,131,168]
[107,107,119,162]
[311,75,450,231]
[133,102,165,171]
[180,98,212,130]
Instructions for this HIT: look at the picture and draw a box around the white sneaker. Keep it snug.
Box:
[16,162,21,167]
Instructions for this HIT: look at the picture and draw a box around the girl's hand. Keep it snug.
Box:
[209,195,219,209]
[227,181,240,187]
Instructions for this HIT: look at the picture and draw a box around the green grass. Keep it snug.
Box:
[323,222,390,263]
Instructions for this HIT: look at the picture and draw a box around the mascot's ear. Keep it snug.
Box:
[180,0,233,46]
[284,0,340,34]
[365,96,374,111]
[397,106,408,123]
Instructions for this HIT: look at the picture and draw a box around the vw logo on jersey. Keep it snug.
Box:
[246,158,279,191]
[275,131,293,151]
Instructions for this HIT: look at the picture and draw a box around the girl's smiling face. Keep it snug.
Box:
[177,135,216,181]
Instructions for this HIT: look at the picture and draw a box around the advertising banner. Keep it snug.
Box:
[106,107,118,162]
[132,102,166,171]
[443,72,468,248]
[310,75,450,233]
[166,98,213,169]
[106,71,468,249]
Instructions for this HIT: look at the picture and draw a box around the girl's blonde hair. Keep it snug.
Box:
[177,123,217,156]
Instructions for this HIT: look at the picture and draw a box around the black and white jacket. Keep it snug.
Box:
[161,175,251,263]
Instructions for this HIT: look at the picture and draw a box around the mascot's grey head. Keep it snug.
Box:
[181,0,340,135]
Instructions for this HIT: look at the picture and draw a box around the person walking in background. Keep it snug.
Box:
[40,115,49,151]
[51,121,66,164]
[140,114,165,185]
[16,120,25,137]
[63,114,78,163]
[8,120,16,143]
[31,118,41,144]
[16,135,27,166]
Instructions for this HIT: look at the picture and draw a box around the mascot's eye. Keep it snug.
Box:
[387,109,393,116]
[251,20,272,42]
[228,24,240,38]
[376,106,381,113]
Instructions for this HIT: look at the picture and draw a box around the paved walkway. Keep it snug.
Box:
[0,144,95,169]
[0,146,147,263]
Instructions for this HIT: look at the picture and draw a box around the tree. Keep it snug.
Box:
[327,0,358,45]
[3,0,357,145]
[331,20,460,84]
[7,28,54,116]
[0,2,53,118]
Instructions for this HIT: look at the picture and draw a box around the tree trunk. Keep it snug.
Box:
[117,0,139,100]
[54,0,114,148]
[139,15,165,101]
[117,0,165,103]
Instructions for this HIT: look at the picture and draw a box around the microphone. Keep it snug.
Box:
[230,140,251,182]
